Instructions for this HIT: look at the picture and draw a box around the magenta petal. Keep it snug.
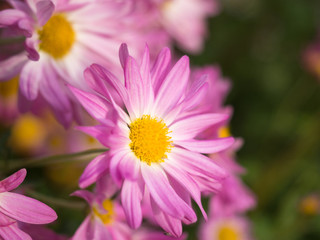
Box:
[0,192,57,224]
[0,169,26,193]
[121,179,143,229]
[0,212,16,227]
[0,223,32,240]
[175,137,235,154]
[69,85,111,123]
[79,152,110,189]
[36,0,54,26]
[19,60,42,100]
[0,53,27,81]
[150,197,182,238]
[0,9,26,27]
[119,43,129,69]
[25,37,40,61]
[141,164,195,221]
[71,215,91,240]
[70,190,94,205]
[170,113,229,140]
[154,56,190,117]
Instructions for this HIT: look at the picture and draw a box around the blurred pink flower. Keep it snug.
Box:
[0,0,148,127]
[135,0,220,53]
[199,215,254,240]
[69,44,234,236]
[0,169,57,240]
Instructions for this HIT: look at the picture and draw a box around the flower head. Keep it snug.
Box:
[0,169,57,240]
[70,44,234,236]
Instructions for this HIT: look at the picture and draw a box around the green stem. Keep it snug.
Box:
[26,189,86,210]
[1,148,107,171]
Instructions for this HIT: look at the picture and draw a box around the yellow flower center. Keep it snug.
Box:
[129,115,173,165]
[218,225,239,240]
[9,114,47,152]
[300,195,319,216]
[93,199,114,225]
[218,126,231,138]
[38,14,75,59]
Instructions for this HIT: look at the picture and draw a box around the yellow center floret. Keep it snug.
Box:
[93,199,114,225]
[218,225,239,240]
[129,115,173,165]
[38,14,75,59]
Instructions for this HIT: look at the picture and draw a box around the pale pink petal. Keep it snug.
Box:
[92,217,113,240]
[121,179,143,229]
[125,56,145,116]
[150,197,182,238]
[0,53,28,81]
[0,169,26,193]
[175,137,235,154]
[154,56,190,117]
[141,164,196,221]
[79,152,110,189]
[118,154,140,180]
[109,149,131,185]
[19,60,43,100]
[70,190,94,205]
[0,192,57,224]
[170,113,229,140]
[0,9,26,26]
[36,0,54,26]
[162,162,207,220]
[150,47,171,92]
[76,126,113,147]
[170,147,227,180]
[0,223,31,240]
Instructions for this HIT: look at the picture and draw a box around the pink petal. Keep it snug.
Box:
[0,53,28,81]
[68,85,111,124]
[0,192,57,224]
[109,149,130,185]
[151,47,171,92]
[119,43,129,69]
[36,0,54,26]
[0,9,26,26]
[0,223,31,240]
[92,217,113,240]
[175,137,235,154]
[0,212,16,227]
[170,147,227,180]
[121,179,143,229]
[118,154,140,180]
[170,113,229,140]
[76,125,113,147]
[162,162,207,220]
[150,197,182,238]
[19,60,43,100]
[25,37,40,61]
[71,215,91,240]
[141,164,196,221]
[154,56,190,117]
[79,152,110,189]
[0,169,26,193]
[70,190,94,205]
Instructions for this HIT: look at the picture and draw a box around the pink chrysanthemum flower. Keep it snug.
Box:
[70,44,234,237]
[199,215,254,240]
[0,0,146,126]
[135,0,219,53]
[0,169,57,240]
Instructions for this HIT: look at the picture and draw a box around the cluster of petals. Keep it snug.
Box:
[0,169,57,240]
[71,175,186,240]
[0,0,148,127]
[69,43,235,237]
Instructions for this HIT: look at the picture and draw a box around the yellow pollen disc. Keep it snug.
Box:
[129,115,173,165]
[93,199,114,225]
[38,14,75,59]
[218,126,231,138]
[218,225,239,240]
[300,196,319,216]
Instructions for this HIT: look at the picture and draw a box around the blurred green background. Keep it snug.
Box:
[189,0,320,239]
